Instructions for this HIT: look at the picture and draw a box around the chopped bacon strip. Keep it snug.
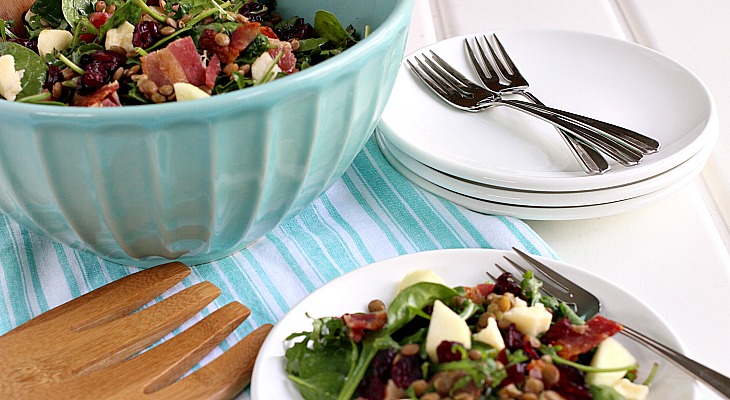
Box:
[259,25,278,39]
[463,283,495,305]
[268,39,297,74]
[544,315,622,360]
[199,22,261,64]
[140,36,206,87]
[73,81,121,107]
[166,36,206,85]
[342,311,387,342]
[205,54,221,88]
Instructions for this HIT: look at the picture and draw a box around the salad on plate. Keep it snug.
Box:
[285,268,655,400]
[0,0,361,106]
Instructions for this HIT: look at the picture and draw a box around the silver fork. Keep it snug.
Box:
[462,39,609,175]
[407,51,647,169]
[465,35,661,165]
[498,247,730,399]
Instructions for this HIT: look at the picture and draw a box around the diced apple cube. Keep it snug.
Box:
[473,316,505,351]
[37,29,73,57]
[0,55,24,102]
[501,303,552,337]
[397,269,446,293]
[173,82,210,101]
[105,21,136,53]
[585,337,637,386]
[251,51,281,83]
[612,378,649,400]
[425,300,471,362]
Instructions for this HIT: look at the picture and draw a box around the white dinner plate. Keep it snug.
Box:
[378,128,714,208]
[251,249,696,399]
[376,131,706,220]
[378,29,718,192]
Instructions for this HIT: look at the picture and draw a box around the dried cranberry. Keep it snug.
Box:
[44,65,63,90]
[133,21,161,49]
[540,317,572,345]
[77,50,126,95]
[8,38,38,52]
[239,2,268,22]
[493,272,526,300]
[391,354,422,389]
[504,324,524,351]
[371,348,397,382]
[436,341,466,363]
[505,362,527,386]
[354,374,386,400]
[274,17,316,41]
[554,364,592,400]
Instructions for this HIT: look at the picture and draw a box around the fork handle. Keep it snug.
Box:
[620,325,730,398]
[518,92,609,175]
[489,99,644,165]
[508,99,659,153]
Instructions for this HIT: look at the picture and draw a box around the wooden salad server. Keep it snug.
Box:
[0,262,272,400]
[0,0,35,36]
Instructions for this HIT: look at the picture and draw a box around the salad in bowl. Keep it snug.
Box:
[0,0,360,106]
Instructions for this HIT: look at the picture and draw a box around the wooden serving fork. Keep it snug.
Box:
[0,262,272,400]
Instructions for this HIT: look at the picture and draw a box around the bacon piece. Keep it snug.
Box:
[199,22,262,64]
[73,81,121,107]
[342,311,387,342]
[166,36,206,86]
[230,22,260,52]
[205,54,221,88]
[267,39,297,74]
[141,36,205,87]
[259,25,278,39]
[545,315,622,360]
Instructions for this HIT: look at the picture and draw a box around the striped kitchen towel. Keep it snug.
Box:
[0,134,556,398]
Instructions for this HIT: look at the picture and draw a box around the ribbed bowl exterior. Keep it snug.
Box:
[0,0,414,266]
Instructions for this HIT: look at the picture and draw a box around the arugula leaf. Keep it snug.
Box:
[386,282,461,333]
[519,270,543,306]
[285,317,356,400]
[30,0,65,27]
[0,41,48,99]
[164,0,214,18]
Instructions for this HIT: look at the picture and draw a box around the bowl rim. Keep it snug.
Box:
[0,0,415,119]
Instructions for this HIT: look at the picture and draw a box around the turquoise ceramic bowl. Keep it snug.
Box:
[0,0,414,266]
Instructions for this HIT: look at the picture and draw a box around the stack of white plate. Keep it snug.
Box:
[377,29,718,220]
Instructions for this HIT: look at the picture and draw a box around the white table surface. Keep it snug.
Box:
[406,1,730,398]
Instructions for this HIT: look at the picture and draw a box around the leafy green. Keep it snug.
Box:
[0,41,48,99]
[30,0,65,26]
[1,19,16,40]
[285,317,356,400]
[336,331,397,400]
[386,282,462,333]
[62,0,93,28]
[313,10,354,47]
[589,385,627,400]
[99,0,144,38]
[540,345,638,374]
[164,0,216,18]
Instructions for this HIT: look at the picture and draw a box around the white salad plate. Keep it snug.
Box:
[378,29,718,192]
[250,249,696,399]
[377,132,707,220]
[377,129,715,209]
